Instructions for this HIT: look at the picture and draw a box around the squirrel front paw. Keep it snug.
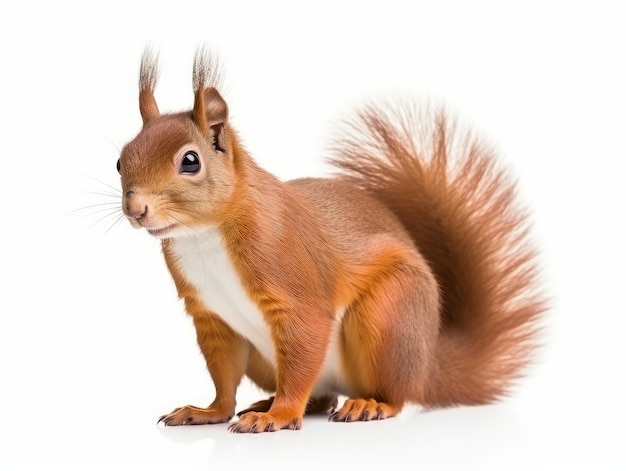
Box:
[228,411,303,433]
[157,404,233,426]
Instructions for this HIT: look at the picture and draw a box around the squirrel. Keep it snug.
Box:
[117,48,546,433]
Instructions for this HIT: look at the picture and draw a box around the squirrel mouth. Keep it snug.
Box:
[146,224,176,237]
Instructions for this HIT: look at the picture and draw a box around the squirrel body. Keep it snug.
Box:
[118,50,545,433]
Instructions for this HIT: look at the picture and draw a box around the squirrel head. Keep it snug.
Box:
[118,49,236,239]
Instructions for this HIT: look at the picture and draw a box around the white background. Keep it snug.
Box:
[1,0,624,469]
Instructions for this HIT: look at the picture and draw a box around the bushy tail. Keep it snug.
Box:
[330,103,546,406]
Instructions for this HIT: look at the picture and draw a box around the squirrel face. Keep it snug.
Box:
[117,102,234,239]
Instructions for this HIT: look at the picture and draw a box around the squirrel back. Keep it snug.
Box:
[331,105,545,406]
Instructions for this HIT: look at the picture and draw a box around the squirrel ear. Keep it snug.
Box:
[192,86,229,136]
[139,49,160,122]
[191,48,227,141]
[139,89,160,122]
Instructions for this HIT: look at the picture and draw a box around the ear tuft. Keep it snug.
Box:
[192,47,228,139]
[139,47,160,122]
[192,46,223,93]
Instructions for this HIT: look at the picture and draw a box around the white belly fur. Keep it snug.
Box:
[171,228,347,396]
[172,228,276,365]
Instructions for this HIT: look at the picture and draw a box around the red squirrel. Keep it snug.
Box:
[117,49,545,433]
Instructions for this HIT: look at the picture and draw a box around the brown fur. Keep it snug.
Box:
[331,105,546,406]
[118,49,546,433]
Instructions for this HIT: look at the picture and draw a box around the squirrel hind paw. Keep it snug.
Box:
[329,398,400,422]
[237,397,275,416]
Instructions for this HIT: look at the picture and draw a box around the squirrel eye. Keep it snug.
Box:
[116,158,121,174]
[180,151,200,174]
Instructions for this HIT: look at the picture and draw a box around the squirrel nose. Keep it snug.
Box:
[131,205,148,220]
[125,191,149,220]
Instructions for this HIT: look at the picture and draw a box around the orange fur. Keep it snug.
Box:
[331,106,546,406]
[118,49,546,433]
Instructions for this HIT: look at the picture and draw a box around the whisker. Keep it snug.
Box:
[104,136,123,154]
[103,212,127,238]
[68,171,129,248]
[67,202,121,217]
[82,190,122,199]
[85,208,125,234]
[78,173,122,195]
[169,214,197,237]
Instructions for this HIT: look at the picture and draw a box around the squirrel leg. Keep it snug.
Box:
[158,311,249,426]
[229,307,335,433]
[331,263,439,422]
[235,346,276,415]
[242,344,277,392]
